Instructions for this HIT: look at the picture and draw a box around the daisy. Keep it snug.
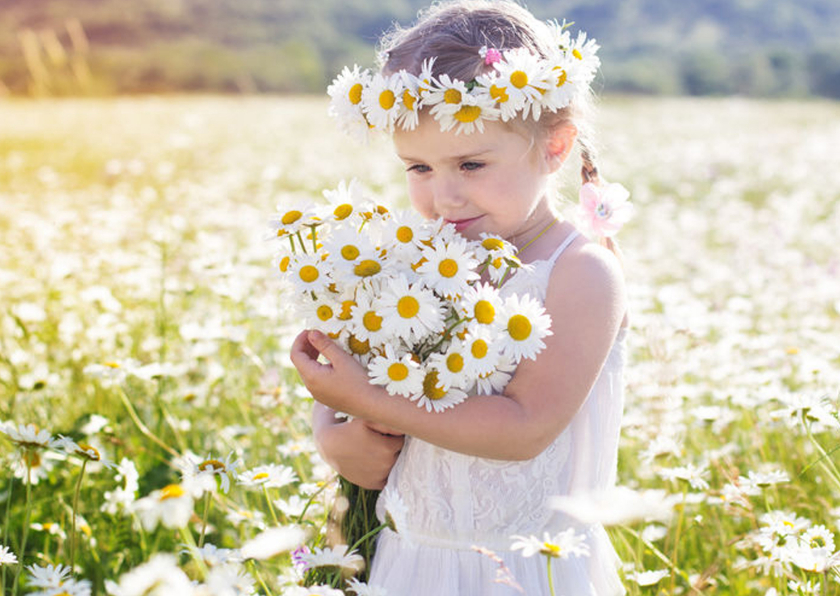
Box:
[361,72,404,132]
[299,545,364,572]
[284,586,344,596]
[0,544,17,566]
[347,578,389,596]
[322,178,366,223]
[327,64,371,135]
[237,464,298,490]
[0,422,57,450]
[411,367,468,412]
[540,52,580,113]
[475,71,519,122]
[201,564,257,596]
[339,249,389,287]
[101,457,139,515]
[458,282,503,328]
[427,340,472,391]
[439,90,501,135]
[375,208,430,260]
[416,237,480,299]
[378,275,446,343]
[474,355,515,395]
[510,528,590,559]
[287,253,331,296]
[368,344,424,397]
[239,526,306,560]
[350,288,392,346]
[322,223,378,277]
[180,452,241,495]
[26,563,73,589]
[497,293,553,363]
[461,326,502,377]
[268,201,320,243]
[566,30,601,83]
[299,293,346,336]
[491,48,550,120]
[628,569,669,587]
[415,57,436,98]
[422,73,474,123]
[396,70,421,131]
[104,554,195,596]
[132,483,194,531]
[184,543,243,567]
[577,182,634,238]
[658,463,710,491]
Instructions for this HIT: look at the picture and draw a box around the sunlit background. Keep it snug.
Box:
[2,1,840,595]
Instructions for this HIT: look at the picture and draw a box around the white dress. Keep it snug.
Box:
[369,230,627,595]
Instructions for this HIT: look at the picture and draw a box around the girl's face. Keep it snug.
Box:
[393,112,570,247]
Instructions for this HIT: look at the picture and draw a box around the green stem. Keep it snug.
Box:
[11,458,33,596]
[263,486,280,526]
[308,224,318,253]
[296,230,308,254]
[1,465,15,594]
[348,522,387,553]
[179,526,209,580]
[546,555,556,596]
[117,387,180,458]
[198,492,212,548]
[70,459,89,570]
[804,423,840,491]
[248,560,275,596]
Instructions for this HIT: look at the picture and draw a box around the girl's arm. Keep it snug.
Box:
[291,243,626,461]
[312,403,404,490]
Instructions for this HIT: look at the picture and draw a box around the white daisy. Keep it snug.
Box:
[350,287,392,347]
[628,569,669,587]
[474,355,515,395]
[300,292,347,336]
[180,452,241,495]
[268,201,320,244]
[396,70,421,131]
[540,53,580,113]
[104,554,195,596]
[415,57,436,98]
[299,545,364,572]
[566,31,600,84]
[422,74,470,115]
[327,64,371,135]
[0,544,17,566]
[201,564,257,596]
[497,293,553,363]
[375,208,430,261]
[411,366,468,412]
[237,464,298,490]
[458,282,503,328]
[347,578,389,596]
[438,89,501,135]
[378,274,446,343]
[287,252,331,296]
[184,543,243,567]
[510,529,590,559]
[491,48,550,120]
[461,325,502,377]
[322,178,366,223]
[338,248,389,287]
[132,484,194,531]
[368,344,424,397]
[475,71,520,121]
[322,222,378,277]
[26,563,73,589]
[427,339,472,391]
[361,72,404,132]
[417,237,480,299]
[0,422,57,450]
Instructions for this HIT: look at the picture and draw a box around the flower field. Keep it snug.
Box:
[1,94,839,595]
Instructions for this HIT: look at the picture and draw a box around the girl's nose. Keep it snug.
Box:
[431,176,466,213]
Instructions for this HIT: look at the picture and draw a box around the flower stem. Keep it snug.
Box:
[70,458,89,570]
[117,387,180,458]
[263,486,280,525]
[11,458,33,596]
[1,465,15,594]
[546,555,556,596]
[198,492,212,548]
[348,522,387,554]
[179,526,209,580]
[248,559,275,596]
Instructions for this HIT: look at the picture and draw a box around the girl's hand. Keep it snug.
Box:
[312,403,404,490]
[290,329,374,416]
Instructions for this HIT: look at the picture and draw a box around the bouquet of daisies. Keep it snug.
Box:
[270,179,553,413]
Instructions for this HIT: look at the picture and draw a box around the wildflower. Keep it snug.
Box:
[347,578,389,596]
[132,483,194,531]
[283,586,344,596]
[576,182,634,238]
[104,554,195,596]
[377,275,446,343]
[489,48,550,119]
[236,464,297,490]
[416,237,480,299]
[658,463,710,491]
[550,487,677,525]
[411,367,468,413]
[239,526,306,560]
[0,422,57,450]
[25,563,73,589]
[0,544,17,565]
[298,545,364,572]
[367,344,424,398]
[199,564,257,596]
[628,569,669,587]
[101,457,139,515]
[497,293,553,363]
[510,528,590,559]
[183,543,243,567]
[361,72,404,132]
[181,452,241,495]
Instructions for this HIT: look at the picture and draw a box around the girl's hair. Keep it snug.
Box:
[377,0,620,257]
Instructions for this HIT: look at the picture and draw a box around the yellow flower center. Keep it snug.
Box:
[388,362,409,381]
[199,459,225,472]
[481,237,504,250]
[334,204,353,220]
[403,89,417,111]
[340,245,360,261]
[422,370,446,400]
[510,70,528,89]
[348,334,371,355]
[77,443,101,461]
[354,259,381,277]
[279,256,291,272]
[397,296,420,318]
[338,300,356,320]
[454,105,482,123]
[363,311,383,332]
[159,484,185,501]
[471,339,488,359]
[105,362,120,368]
[572,48,583,60]
[316,305,334,321]
[446,353,464,373]
[253,472,270,481]
[554,66,568,87]
[396,225,414,243]
[507,314,532,340]
[349,83,363,104]
[438,258,459,278]
[379,89,396,110]
[444,88,462,104]
[474,300,495,324]
[299,265,320,283]
[281,210,302,225]
[489,84,509,103]
[542,542,562,557]
[23,450,41,468]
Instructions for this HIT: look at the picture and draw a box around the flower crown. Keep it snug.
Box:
[327,20,600,139]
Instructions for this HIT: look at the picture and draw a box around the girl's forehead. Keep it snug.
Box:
[393,116,523,160]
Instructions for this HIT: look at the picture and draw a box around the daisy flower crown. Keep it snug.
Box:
[327,20,600,138]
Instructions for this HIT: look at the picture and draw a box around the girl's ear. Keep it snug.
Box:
[544,124,578,173]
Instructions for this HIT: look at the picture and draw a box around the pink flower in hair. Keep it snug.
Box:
[577,182,633,238]
[479,46,503,65]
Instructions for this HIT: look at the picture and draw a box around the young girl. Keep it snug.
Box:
[290,1,629,594]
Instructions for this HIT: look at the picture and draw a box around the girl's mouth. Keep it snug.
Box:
[446,216,483,233]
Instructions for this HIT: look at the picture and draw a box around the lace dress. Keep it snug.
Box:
[369,230,627,595]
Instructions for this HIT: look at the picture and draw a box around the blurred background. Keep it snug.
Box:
[2,0,840,98]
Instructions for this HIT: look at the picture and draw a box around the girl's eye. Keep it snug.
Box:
[407,164,431,174]
[461,161,484,172]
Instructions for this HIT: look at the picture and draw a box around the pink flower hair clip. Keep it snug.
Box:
[576,182,634,238]
[479,45,503,65]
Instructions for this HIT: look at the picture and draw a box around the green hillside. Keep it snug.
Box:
[2,0,839,97]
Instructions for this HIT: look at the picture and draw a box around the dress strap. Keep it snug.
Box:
[547,229,580,265]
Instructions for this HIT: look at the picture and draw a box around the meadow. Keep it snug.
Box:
[1,94,839,595]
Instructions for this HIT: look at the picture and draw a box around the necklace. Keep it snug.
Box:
[513,216,559,257]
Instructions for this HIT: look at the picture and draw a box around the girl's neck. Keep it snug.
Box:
[507,206,562,260]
